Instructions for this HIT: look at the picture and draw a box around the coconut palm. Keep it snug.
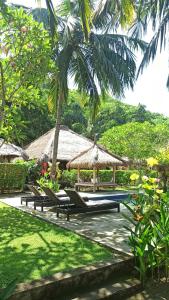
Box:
[37,0,147,178]
[129,0,169,86]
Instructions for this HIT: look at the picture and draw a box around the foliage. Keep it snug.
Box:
[123,172,169,284]
[93,99,169,138]
[0,163,27,193]
[131,0,169,87]
[43,0,147,177]
[15,97,55,145]
[0,7,52,142]
[155,148,169,192]
[100,122,169,160]
[0,279,17,300]
[61,169,150,187]
[61,100,87,135]
[116,170,138,185]
[0,202,113,288]
[37,173,60,192]
[60,169,77,187]
[156,148,169,166]
[15,159,41,183]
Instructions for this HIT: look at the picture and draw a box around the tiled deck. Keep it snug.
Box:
[0,191,133,256]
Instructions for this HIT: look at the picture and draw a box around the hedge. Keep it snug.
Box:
[60,169,135,187]
[0,163,28,193]
[60,169,159,187]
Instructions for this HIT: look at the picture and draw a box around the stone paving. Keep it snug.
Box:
[0,192,133,255]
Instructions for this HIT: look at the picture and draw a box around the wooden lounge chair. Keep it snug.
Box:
[34,186,70,212]
[57,189,120,221]
[21,185,49,206]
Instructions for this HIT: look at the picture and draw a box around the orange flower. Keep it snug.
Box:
[134,214,144,221]
[132,194,139,200]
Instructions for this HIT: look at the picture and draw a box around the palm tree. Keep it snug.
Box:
[129,0,169,87]
[38,0,147,178]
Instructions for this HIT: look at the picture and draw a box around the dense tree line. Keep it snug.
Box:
[0,1,168,167]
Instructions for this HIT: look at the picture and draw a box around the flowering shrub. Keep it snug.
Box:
[37,173,60,192]
[124,169,169,284]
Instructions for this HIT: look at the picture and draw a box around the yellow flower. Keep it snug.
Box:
[142,183,153,190]
[130,173,139,181]
[146,157,158,167]
[156,189,163,194]
[149,178,156,184]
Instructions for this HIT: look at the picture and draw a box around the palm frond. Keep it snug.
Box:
[70,46,100,120]
[89,33,142,96]
[45,0,58,38]
[138,11,169,76]
[78,0,93,41]
[93,0,135,31]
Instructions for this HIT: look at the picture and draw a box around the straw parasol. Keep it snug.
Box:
[67,144,126,169]
[0,139,28,162]
[67,143,127,188]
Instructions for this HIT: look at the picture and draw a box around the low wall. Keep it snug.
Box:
[9,257,134,300]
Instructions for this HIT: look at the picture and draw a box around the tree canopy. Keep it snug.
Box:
[99,121,169,160]
[0,6,52,141]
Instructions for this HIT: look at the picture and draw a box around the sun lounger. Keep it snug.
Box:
[21,185,68,209]
[21,185,49,206]
[57,189,120,221]
[34,186,70,212]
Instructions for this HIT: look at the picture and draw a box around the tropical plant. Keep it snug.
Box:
[95,0,169,87]
[37,173,60,192]
[42,0,147,178]
[130,0,169,87]
[123,168,169,284]
[155,147,169,192]
[0,6,52,142]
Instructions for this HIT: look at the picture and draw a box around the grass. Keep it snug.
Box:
[0,202,113,288]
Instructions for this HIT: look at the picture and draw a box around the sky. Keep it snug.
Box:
[7,0,169,116]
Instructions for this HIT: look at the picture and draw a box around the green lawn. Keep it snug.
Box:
[0,202,113,288]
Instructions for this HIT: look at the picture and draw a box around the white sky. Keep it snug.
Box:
[7,0,169,116]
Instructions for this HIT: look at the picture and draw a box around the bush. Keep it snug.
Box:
[0,163,28,193]
[123,173,169,284]
[60,169,157,187]
[115,170,138,185]
[37,175,60,192]
[15,159,41,183]
[61,169,121,186]
[60,170,77,187]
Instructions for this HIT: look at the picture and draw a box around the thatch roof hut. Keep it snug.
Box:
[67,144,126,191]
[0,139,28,162]
[67,144,126,169]
[25,126,95,163]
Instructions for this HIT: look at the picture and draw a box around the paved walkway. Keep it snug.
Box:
[0,192,133,255]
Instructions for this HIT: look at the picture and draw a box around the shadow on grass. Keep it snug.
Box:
[0,204,113,288]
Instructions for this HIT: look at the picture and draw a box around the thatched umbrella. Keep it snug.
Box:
[67,144,127,191]
[0,139,28,162]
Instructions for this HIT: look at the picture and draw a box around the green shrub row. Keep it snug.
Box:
[60,169,159,187]
[0,163,28,193]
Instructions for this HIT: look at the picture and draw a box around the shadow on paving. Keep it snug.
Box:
[127,280,169,300]
[46,207,132,254]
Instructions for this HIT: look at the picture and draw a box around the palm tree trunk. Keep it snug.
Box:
[0,61,6,126]
[50,95,62,180]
